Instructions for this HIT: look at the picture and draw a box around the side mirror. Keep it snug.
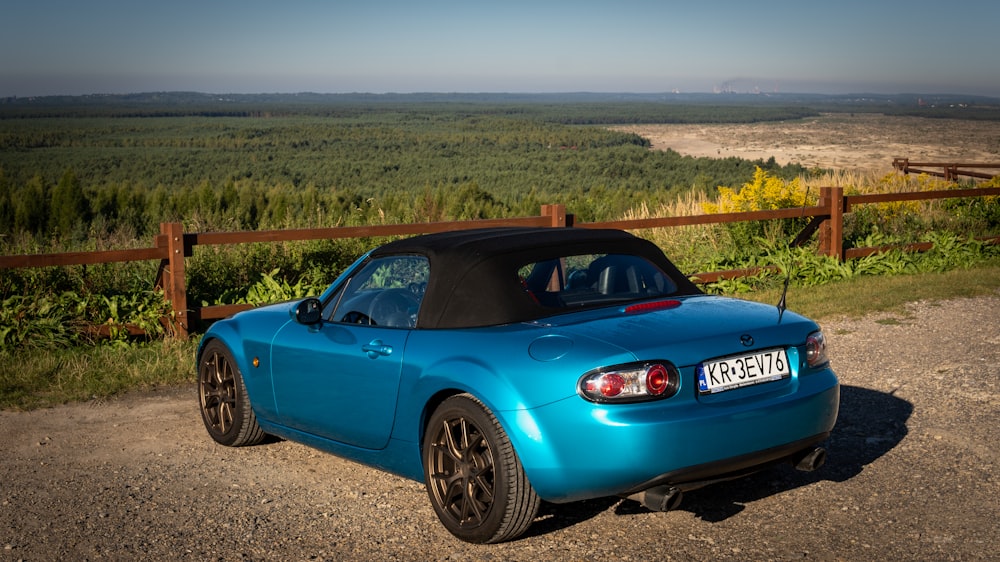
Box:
[292,298,323,325]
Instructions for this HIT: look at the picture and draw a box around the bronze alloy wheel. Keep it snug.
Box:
[423,394,539,543]
[429,412,496,525]
[200,346,235,436]
[198,340,265,447]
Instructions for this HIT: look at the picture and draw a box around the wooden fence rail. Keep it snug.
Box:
[892,158,1000,181]
[2,187,999,338]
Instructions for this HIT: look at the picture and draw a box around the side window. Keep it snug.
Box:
[324,256,429,328]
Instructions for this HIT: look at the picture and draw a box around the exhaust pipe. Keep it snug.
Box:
[791,447,827,472]
[629,485,683,512]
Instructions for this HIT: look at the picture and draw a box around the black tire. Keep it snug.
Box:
[198,340,266,447]
[422,394,540,543]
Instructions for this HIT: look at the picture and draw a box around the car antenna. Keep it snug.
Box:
[777,184,812,324]
[776,275,790,323]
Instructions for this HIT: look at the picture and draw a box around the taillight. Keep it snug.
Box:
[806,331,829,367]
[645,363,670,395]
[579,362,680,403]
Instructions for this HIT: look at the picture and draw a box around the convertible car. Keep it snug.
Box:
[197,227,839,543]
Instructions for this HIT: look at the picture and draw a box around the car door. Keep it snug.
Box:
[269,255,428,450]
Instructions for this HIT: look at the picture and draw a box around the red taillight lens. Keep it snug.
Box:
[645,364,669,395]
[806,331,829,367]
[599,373,625,397]
[579,362,679,403]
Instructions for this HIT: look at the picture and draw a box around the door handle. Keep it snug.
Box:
[362,339,393,359]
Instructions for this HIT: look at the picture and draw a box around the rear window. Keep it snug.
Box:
[517,253,678,309]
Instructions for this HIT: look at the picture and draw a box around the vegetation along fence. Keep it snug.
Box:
[2,187,999,339]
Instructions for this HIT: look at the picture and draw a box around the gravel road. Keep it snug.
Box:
[2,294,998,561]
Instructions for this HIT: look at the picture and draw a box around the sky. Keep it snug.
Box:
[2,0,999,98]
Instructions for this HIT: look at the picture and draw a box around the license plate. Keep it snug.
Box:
[697,348,790,394]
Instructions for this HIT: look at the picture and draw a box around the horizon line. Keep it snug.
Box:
[5,90,999,102]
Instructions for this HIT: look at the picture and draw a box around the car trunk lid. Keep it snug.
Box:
[549,295,818,367]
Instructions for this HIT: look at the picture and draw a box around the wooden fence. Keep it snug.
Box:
[2,188,999,338]
[892,158,1000,181]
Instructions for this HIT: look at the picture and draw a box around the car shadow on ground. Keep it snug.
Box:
[526,384,913,535]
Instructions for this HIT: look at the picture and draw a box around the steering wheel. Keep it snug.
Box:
[340,310,372,324]
[367,289,419,327]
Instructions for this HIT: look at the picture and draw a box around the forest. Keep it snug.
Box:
[3,92,999,248]
[0,101,824,240]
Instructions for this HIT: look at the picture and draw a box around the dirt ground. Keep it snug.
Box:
[2,293,998,561]
[611,113,1000,171]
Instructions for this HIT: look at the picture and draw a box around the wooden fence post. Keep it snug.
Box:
[158,222,189,338]
[541,204,568,227]
[817,187,845,261]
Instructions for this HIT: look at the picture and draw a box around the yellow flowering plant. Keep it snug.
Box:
[702,167,816,252]
[703,167,815,214]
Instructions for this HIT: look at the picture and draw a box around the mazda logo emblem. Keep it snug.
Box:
[740,334,754,347]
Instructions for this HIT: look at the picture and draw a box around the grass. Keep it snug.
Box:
[0,338,198,411]
[2,260,999,411]
[740,259,1000,320]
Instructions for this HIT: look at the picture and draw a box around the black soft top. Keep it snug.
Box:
[370,227,701,329]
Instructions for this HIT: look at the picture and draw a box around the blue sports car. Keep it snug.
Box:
[197,227,839,543]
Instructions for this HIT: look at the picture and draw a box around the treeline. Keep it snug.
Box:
[0,110,808,241]
[5,91,999,120]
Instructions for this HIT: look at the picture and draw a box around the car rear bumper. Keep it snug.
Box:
[505,368,839,502]
[621,431,831,494]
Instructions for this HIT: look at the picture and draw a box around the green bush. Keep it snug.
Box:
[0,287,170,351]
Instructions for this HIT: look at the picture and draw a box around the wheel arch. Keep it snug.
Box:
[196,324,272,415]
[409,379,562,502]
[401,356,534,451]
[197,332,247,380]
[416,388,465,455]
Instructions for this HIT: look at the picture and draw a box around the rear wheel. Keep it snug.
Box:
[198,340,266,447]
[423,394,540,543]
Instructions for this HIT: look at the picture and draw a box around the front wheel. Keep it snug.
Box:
[198,340,266,447]
[422,394,540,543]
